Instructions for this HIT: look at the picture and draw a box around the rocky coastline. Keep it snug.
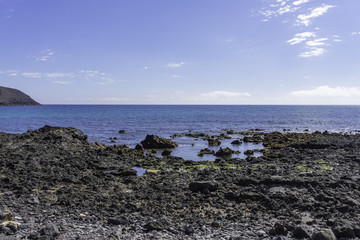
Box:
[1,126,360,239]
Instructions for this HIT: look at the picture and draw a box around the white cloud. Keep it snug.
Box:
[144,66,151,70]
[200,91,251,98]
[171,75,181,78]
[166,62,186,68]
[45,72,73,78]
[305,38,328,46]
[296,4,335,26]
[352,32,360,35]
[292,0,310,6]
[299,47,325,57]
[21,72,42,78]
[287,32,316,45]
[52,81,71,85]
[36,49,55,62]
[290,86,360,97]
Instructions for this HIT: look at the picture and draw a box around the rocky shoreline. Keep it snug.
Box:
[1,126,360,239]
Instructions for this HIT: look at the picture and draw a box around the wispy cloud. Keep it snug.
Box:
[45,72,73,78]
[287,32,315,45]
[298,47,325,57]
[52,81,71,85]
[2,69,117,86]
[352,32,360,35]
[166,62,186,68]
[35,49,55,62]
[22,72,42,78]
[200,91,251,98]
[287,32,331,57]
[292,0,310,6]
[296,4,334,26]
[259,1,337,58]
[290,86,360,97]
[0,70,18,77]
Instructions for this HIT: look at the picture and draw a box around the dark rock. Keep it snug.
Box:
[144,220,167,232]
[0,86,41,106]
[107,217,129,225]
[215,147,234,157]
[333,224,355,238]
[184,225,194,235]
[162,149,172,156]
[231,140,242,145]
[311,229,336,240]
[293,225,311,238]
[207,138,221,146]
[111,168,137,177]
[40,225,60,237]
[270,222,288,236]
[198,148,215,156]
[189,181,218,192]
[119,130,126,134]
[141,135,178,149]
[135,144,144,151]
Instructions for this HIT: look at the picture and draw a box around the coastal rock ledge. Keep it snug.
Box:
[0,86,40,106]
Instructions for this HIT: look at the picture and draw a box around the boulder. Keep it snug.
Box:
[215,147,234,157]
[311,229,336,240]
[293,226,311,239]
[141,135,178,149]
[189,181,218,192]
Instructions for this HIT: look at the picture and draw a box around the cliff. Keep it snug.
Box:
[0,86,41,106]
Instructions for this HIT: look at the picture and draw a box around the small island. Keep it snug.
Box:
[0,86,41,106]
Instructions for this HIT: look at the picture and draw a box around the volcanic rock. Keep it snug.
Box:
[141,135,178,149]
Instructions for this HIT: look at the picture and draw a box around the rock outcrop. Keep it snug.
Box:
[0,86,40,106]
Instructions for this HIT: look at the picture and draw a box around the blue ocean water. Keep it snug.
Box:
[1,105,359,160]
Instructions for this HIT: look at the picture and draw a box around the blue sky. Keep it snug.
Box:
[0,0,359,104]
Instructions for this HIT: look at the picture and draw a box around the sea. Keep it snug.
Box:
[1,105,359,161]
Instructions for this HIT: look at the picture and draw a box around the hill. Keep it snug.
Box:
[0,86,41,106]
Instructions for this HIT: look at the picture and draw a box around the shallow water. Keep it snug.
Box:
[1,105,359,160]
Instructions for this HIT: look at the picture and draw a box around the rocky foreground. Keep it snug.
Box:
[1,126,360,239]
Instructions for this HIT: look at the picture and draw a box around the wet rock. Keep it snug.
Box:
[311,229,336,240]
[215,147,234,157]
[198,148,215,156]
[207,138,221,146]
[231,140,242,145]
[189,181,218,192]
[135,144,144,151]
[162,149,172,156]
[119,130,126,134]
[141,135,178,149]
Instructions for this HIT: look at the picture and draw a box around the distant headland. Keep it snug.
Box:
[0,86,41,106]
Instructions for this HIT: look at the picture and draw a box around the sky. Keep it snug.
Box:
[0,0,360,105]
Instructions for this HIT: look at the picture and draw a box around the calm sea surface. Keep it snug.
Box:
[1,105,359,160]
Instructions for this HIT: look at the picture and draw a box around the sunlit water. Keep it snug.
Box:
[1,105,359,160]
